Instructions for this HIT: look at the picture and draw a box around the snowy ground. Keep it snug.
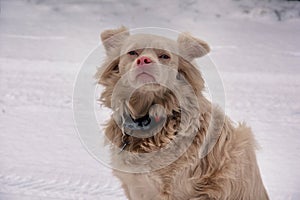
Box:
[1,0,300,199]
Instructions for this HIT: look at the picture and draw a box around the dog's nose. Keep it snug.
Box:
[136,56,152,66]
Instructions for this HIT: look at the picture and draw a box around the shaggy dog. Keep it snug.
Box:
[96,26,269,200]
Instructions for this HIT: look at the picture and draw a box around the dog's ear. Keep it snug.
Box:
[101,26,129,56]
[95,58,120,108]
[178,58,205,96]
[177,33,210,61]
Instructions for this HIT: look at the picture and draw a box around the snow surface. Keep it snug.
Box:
[1,0,300,199]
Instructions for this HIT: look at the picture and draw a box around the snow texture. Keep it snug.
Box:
[1,0,300,199]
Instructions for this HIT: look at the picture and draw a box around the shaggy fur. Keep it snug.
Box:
[96,26,269,200]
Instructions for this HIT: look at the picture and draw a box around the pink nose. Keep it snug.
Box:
[136,56,152,66]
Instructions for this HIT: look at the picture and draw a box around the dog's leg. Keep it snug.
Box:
[121,183,133,200]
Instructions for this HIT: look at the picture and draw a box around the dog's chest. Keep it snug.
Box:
[114,165,195,200]
[115,171,161,199]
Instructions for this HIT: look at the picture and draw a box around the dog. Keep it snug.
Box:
[96,26,269,200]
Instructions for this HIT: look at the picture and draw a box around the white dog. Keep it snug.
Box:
[96,26,269,200]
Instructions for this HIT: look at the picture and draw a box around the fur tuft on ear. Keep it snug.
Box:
[95,57,121,108]
[177,33,210,61]
[101,26,129,56]
[178,58,205,96]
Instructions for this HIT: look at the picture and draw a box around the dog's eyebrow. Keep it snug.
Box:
[125,47,172,54]
[122,47,142,54]
[154,49,171,54]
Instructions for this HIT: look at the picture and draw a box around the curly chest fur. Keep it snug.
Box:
[109,111,269,200]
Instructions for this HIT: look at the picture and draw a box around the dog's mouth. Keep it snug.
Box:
[118,112,167,153]
[118,108,182,153]
[122,112,166,139]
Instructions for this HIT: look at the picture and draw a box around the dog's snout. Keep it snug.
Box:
[136,56,152,67]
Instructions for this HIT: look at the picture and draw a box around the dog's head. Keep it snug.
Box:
[98,26,209,114]
[96,27,210,152]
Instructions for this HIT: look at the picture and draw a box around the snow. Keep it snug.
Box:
[1,0,300,199]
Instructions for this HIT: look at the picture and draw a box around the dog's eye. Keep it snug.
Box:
[159,54,170,59]
[127,50,139,56]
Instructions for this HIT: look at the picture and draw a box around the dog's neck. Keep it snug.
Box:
[119,112,167,153]
[118,108,180,153]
